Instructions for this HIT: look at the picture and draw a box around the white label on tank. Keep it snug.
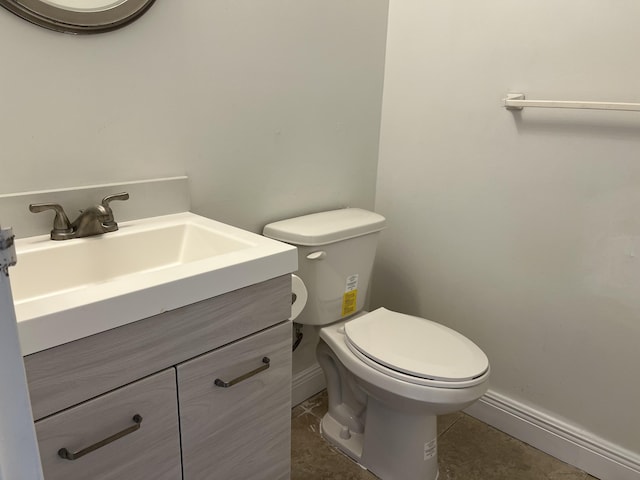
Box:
[345,274,359,292]
[424,439,437,460]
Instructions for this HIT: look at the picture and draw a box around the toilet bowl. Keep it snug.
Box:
[317,309,489,480]
[263,208,490,480]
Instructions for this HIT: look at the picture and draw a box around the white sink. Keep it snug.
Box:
[12,212,297,355]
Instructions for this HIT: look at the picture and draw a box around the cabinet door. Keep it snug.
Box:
[35,369,181,480]
[178,321,292,480]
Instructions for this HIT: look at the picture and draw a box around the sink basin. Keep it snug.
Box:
[12,212,297,355]
[12,221,252,303]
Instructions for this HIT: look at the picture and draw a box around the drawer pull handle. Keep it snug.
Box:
[58,414,143,461]
[214,357,270,388]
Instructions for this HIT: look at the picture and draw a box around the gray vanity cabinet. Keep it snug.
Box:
[23,275,293,480]
[178,321,292,480]
[35,368,181,480]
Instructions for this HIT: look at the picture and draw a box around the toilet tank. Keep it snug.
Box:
[263,208,386,325]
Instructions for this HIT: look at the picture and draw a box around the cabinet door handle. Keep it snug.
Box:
[58,414,143,461]
[214,357,270,388]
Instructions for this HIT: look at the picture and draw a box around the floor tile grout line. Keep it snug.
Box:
[438,414,463,439]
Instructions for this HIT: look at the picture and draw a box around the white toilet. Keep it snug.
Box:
[263,208,490,480]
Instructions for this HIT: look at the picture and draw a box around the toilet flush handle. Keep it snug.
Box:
[306,251,326,261]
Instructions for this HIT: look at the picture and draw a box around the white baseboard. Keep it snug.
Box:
[292,363,326,407]
[465,390,640,480]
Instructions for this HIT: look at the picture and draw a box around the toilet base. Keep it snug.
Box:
[320,397,440,480]
[320,412,364,461]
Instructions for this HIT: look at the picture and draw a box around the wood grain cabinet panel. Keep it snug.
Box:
[178,322,292,480]
[35,369,181,480]
[25,275,291,420]
[26,276,293,479]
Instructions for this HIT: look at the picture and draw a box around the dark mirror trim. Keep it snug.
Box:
[0,0,156,34]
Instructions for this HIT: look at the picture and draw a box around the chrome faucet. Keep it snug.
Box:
[30,192,129,240]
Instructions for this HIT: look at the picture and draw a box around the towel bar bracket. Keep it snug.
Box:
[504,93,526,111]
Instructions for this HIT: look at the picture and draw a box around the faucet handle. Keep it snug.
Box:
[102,192,130,206]
[101,192,129,231]
[29,203,74,240]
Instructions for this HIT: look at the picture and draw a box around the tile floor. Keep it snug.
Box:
[291,391,599,480]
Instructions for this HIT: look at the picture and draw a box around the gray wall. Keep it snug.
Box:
[0,0,388,233]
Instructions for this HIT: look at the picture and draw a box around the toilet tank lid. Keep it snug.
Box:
[263,208,386,246]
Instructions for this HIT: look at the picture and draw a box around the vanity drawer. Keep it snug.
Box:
[35,368,181,480]
[178,321,292,480]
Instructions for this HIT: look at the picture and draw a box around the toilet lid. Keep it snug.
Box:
[344,308,489,382]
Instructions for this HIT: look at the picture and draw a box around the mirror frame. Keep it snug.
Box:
[0,0,156,34]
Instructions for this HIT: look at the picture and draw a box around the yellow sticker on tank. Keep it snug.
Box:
[342,290,358,316]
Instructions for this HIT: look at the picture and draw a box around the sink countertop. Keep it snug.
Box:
[12,212,297,355]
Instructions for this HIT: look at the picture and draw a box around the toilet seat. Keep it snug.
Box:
[344,308,489,388]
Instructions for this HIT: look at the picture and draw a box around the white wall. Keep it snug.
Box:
[375,0,640,466]
[0,0,388,233]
